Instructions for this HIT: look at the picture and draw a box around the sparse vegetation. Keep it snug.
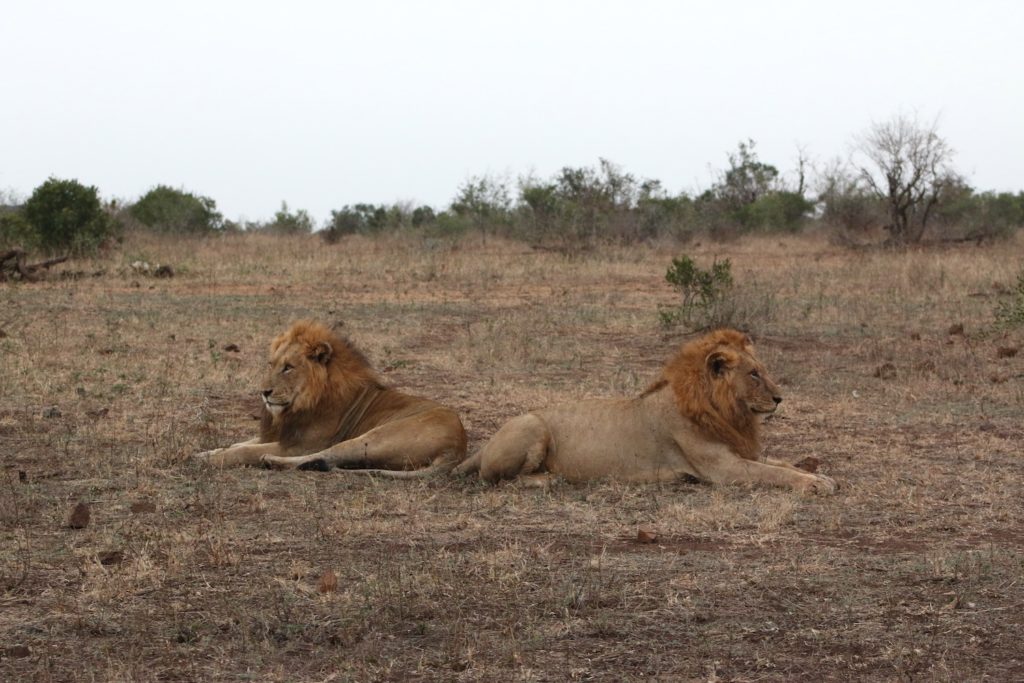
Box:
[1,230,1023,680]
[995,268,1024,327]
[659,255,734,328]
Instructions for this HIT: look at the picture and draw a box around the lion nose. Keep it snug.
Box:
[262,389,273,399]
[773,395,782,405]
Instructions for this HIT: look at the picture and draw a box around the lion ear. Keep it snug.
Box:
[310,341,333,365]
[706,350,734,377]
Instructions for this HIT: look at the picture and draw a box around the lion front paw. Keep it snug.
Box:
[193,448,224,461]
[800,473,838,495]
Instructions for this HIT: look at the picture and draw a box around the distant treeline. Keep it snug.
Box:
[4,127,1024,255]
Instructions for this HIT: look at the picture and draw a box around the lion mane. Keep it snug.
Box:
[456,328,836,494]
[197,320,467,475]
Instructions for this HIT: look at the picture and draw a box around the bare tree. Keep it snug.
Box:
[853,113,960,244]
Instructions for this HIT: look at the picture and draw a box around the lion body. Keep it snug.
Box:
[456,329,836,494]
[197,321,467,474]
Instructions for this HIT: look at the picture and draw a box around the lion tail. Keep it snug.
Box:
[452,450,481,477]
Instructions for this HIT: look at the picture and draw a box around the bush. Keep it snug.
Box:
[23,178,119,254]
[0,211,36,250]
[995,269,1024,327]
[255,201,313,235]
[740,191,813,232]
[129,185,223,234]
[659,255,734,327]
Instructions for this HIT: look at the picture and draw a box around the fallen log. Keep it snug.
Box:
[0,248,70,281]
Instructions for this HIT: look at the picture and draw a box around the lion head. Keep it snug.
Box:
[261,320,379,420]
[657,328,782,460]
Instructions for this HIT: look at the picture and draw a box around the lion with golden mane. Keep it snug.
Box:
[196,320,467,475]
[455,328,836,494]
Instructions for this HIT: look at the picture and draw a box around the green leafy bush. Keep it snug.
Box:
[660,256,734,327]
[129,186,223,234]
[995,269,1024,327]
[23,178,119,254]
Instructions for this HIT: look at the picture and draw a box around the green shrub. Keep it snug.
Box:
[258,201,313,235]
[23,177,119,254]
[995,269,1024,327]
[659,255,734,327]
[129,185,223,234]
[0,211,36,250]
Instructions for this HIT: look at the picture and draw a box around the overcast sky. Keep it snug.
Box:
[3,1,1022,224]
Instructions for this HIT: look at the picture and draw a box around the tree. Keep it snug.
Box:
[23,177,119,254]
[853,113,960,244]
[129,185,223,234]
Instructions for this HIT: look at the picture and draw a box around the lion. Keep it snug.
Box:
[195,320,467,476]
[455,328,836,494]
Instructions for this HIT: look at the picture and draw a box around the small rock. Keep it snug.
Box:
[909,332,921,341]
[317,569,339,593]
[76,387,87,397]
[996,346,1019,359]
[86,407,110,419]
[97,550,124,565]
[794,456,821,473]
[68,501,91,529]
[130,500,157,514]
[222,343,241,353]
[153,265,174,278]
[2,645,31,659]
[636,528,659,544]
[42,406,62,419]
[0,328,7,339]
[873,363,897,380]
[18,470,27,482]
[948,323,965,336]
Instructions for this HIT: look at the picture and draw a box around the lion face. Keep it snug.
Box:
[707,348,782,422]
[261,335,333,416]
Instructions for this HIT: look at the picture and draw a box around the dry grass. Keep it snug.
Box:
[2,230,1023,681]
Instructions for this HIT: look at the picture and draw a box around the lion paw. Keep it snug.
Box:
[801,473,838,495]
[193,448,223,460]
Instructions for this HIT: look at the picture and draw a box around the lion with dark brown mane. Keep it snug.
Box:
[455,328,836,493]
[195,320,467,476]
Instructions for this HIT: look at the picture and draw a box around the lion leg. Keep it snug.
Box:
[262,409,465,472]
[473,413,550,484]
[687,444,837,495]
[197,442,285,468]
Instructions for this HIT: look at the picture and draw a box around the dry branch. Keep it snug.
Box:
[0,248,69,281]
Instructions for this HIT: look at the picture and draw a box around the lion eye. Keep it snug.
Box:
[750,371,760,381]
[281,363,293,374]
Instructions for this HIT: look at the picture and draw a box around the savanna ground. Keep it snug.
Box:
[1,231,1023,682]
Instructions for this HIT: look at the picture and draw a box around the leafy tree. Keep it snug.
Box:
[264,201,313,235]
[129,185,223,234]
[23,177,119,254]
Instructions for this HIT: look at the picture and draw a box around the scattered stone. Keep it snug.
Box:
[636,528,659,544]
[2,645,31,659]
[873,363,897,380]
[947,323,965,336]
[42,406,62,419]
[223,343,241,353]
[97,550,124,565]
[794,456,821,473]
[909,331,921,341]
[68,501,91,529]
[86,407,110,419]
[130,500,157,514]
[76,387,87,397]
[0,328,7,338]
[153,265,174,278]
[18,470,27,482]
[317,569,339,593]
[996,346,1019,359]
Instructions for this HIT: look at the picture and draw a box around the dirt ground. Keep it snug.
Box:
[1,232,1023,681]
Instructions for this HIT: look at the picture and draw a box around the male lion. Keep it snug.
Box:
[195,320,467,475]
[455,328,836,494]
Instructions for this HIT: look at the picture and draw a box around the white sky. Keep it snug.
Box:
[2,1,1022,224]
